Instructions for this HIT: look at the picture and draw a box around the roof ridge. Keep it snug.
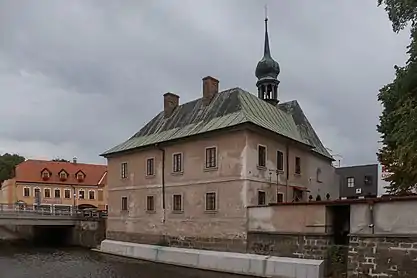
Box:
[20,159,106,167]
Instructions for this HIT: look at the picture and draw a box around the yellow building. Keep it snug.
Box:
[1,159,107,211]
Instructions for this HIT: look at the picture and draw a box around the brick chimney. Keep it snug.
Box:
[163,92,179,118]
[202,76,219,106]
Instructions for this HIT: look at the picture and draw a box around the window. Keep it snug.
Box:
[277,150,284,171]
[258,190,266,205]
[316,168,322,182]
[59,172,67,179]
[23,187,30,197]
[172,194,182,212]
[172,153,183,173]
[146,158,155,176]
[347,177,355,188]
[205,192,217,211]
[146,196,155,211]
[89,190,95,200]
[64,189,71,199]
[98,190,104,201]
[79,190,85,199]
[121,196,128,211]
[54,189,61,198]
[44,188,51,198]
[42,171,50,178]
[295,157,301,174]
[364,175,372,185]
[277,192,284,203]
[34,188,40,197]
[77,173,84,180]
[121,162,128,179]
[258,145,266,167]
[205,147,217,168]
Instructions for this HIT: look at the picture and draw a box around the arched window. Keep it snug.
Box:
[316,168,322,183]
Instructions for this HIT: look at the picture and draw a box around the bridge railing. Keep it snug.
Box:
[0,203,107,220]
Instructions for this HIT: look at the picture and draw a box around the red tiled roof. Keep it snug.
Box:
[15,159,107,186]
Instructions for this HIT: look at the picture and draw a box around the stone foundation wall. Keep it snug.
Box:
[247,231,331,260]
[106,231,246,253]
[247,232,350,277]
[348,235,417,278]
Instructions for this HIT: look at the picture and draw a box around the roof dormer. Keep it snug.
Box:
[58,169,69,181]
[75,170,86,182]
[41,168,51,181]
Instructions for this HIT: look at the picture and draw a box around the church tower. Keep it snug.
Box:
[255,15,280,106]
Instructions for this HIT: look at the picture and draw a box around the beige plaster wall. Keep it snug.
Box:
[247,204,327,233]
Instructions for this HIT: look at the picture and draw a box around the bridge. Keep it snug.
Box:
[0,204,105,225]
[0,204,106,247]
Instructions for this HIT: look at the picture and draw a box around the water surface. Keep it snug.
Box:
[0,244,254,278]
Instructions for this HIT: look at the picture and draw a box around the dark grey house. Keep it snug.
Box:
[336,164,378,199]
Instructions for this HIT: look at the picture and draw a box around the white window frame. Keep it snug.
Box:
[88,190,95,200]
[146,157,155,176]
[44,188,51,198]
[42,171,50,178]
[205,191,218,212]
[257,144,267,168]
[54,188,61,199]
[204,146,218,169]
[33,187,41,197]
[64,188,71,199]
[172,193,183,212]
[172,152,183,173]
[59,171,67,179]
[121,162,128,179]
[347,177,355,188]
[78,189,85,199]
[23,187,30,197]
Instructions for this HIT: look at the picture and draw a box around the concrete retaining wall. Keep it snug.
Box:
[100,239,324,278]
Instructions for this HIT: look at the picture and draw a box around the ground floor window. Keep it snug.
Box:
[121,197,128,211]
[205,192,216,211]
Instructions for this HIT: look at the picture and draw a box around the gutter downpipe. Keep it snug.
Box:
[156,144,166,223]
[369,201,375,234]
[285,142,290,202]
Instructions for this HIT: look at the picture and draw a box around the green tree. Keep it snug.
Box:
[52,158,70,162]
[0,153,25,184]
[377,1,417,193]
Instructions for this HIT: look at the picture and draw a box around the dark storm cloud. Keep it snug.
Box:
[0,0,410,164]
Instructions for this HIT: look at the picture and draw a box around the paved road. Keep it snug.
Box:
[0,244,255,278]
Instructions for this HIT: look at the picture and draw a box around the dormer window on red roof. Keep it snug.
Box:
[58,169,69,181]
[76,171,85,182]
[41,169,51,181]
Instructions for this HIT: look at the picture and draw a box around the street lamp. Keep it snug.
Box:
[70,185,77,214]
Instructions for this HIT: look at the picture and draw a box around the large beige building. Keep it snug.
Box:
[102,19,338,251]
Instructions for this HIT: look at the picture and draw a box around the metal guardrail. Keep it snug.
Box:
[0,203,107,220]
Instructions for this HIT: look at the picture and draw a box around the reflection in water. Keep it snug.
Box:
[0,243,254,278]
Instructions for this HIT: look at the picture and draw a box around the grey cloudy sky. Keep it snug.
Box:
[0,0,410,166]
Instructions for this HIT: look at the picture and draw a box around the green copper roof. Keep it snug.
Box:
[101,88,332,160]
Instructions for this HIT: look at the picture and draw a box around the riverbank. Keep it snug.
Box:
[98,239,324,278]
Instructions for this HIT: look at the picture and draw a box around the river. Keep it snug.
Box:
[0,243,253,278]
